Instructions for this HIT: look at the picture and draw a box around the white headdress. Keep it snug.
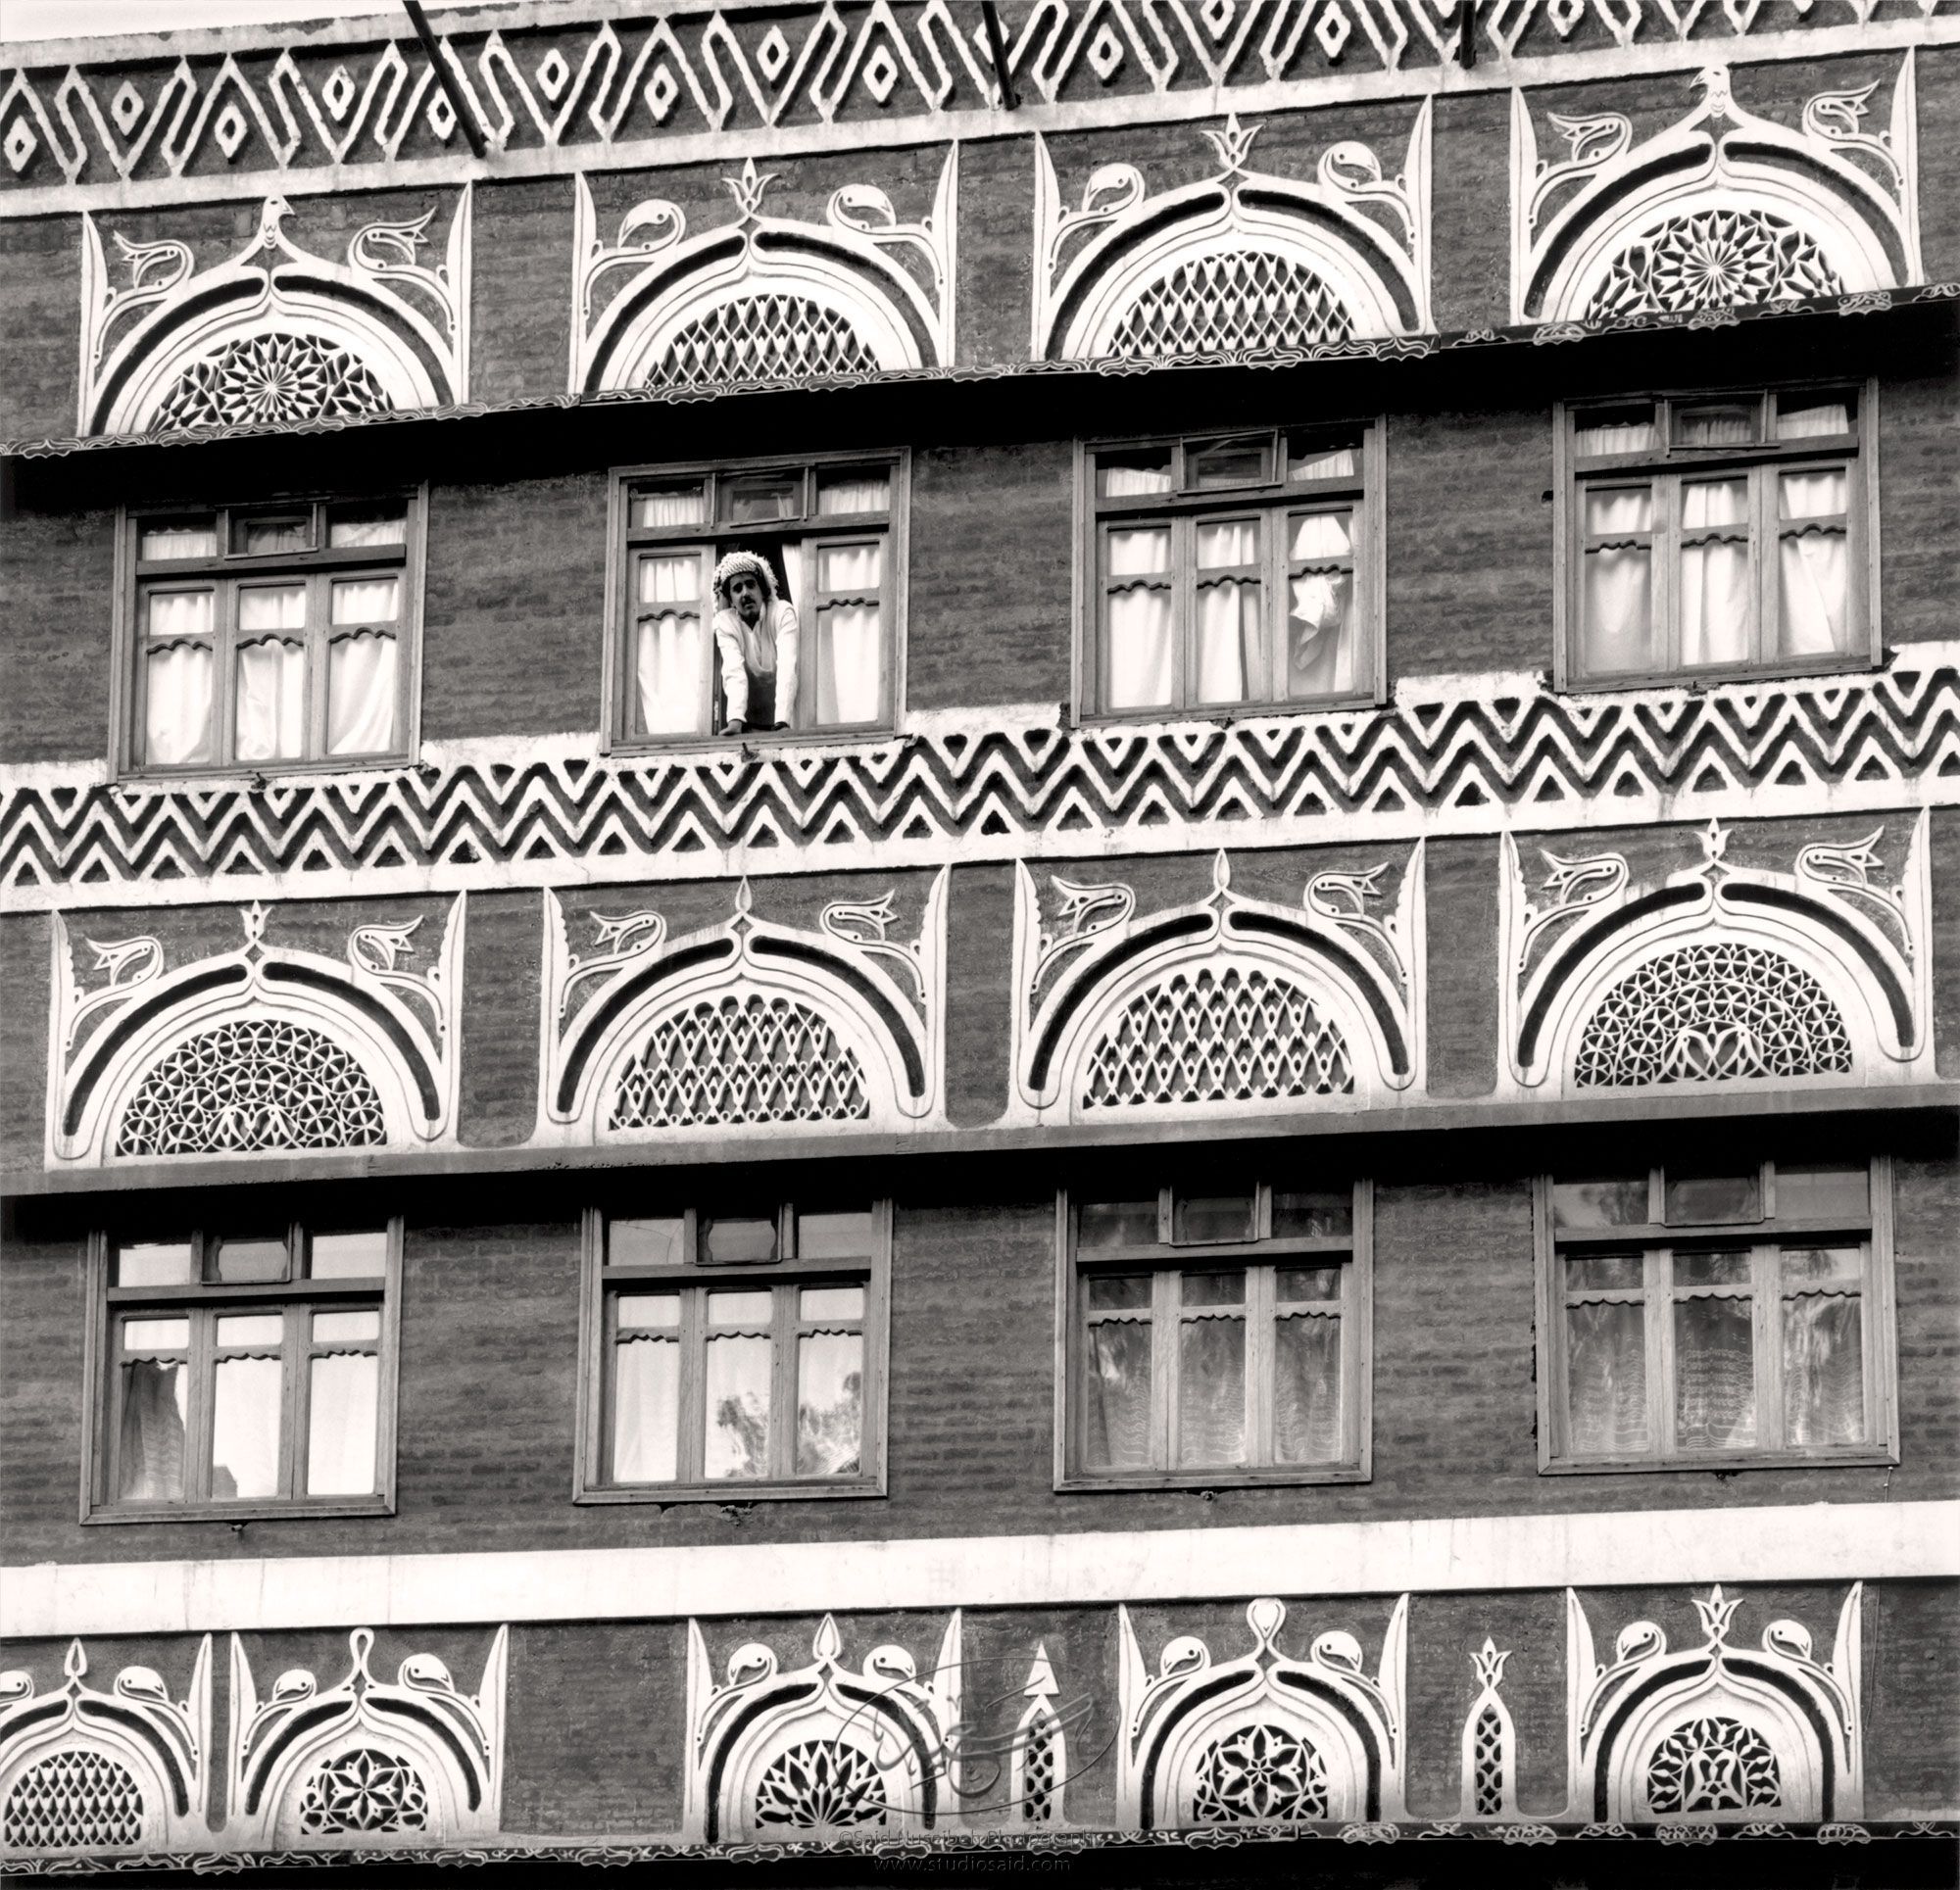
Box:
[712,550,778,606]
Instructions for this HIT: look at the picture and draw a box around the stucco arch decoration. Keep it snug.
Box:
[539,871,947,1143]
[47,897,465,1167]
[1117,1596,1408,1830]
[0,1639,212,1859]
[1498,814,1930,1096]
[1007,847,1423,1124]
[1512,57,1919,325]
[226,1627,508,1847]
[683,1614,963,1843]
[79,188,470,435]
[1033,108,1431,363]
[1567,1585,1862,1824]
[570,149,956,391]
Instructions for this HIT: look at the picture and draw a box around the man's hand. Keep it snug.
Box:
[722,718,747,737]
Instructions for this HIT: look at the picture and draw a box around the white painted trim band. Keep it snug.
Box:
[6,1500,1954,1639]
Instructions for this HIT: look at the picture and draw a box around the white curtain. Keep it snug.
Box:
[1287,511,1354,697]
[144,644,215,765]
[1105,527,1173,709]
[1575,417,1657,456]
[1680,479,1751,667]
[1778,469,1849,656]
[1290,446,1357,481]
[1579,489,1652,674]
[634,554,706,735]
[327,511,407,548]
[1776,401,1848,440]
[235,585,307,762]
[1676,409,1755,447]
[816,473,891,515]
[326,634,398,755]
[305,1351,378,1495]
[1102,463,1173,498]
[139,522,218,560]
[815,543,882,724]
[632,485,707,527]
[1194,520,1262,704]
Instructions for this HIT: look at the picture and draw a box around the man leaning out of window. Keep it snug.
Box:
[712,551,798,735]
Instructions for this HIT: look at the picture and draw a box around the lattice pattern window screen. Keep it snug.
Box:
[1082,967,1354,1107]
[608,993,872,1130]
[148,333,394,431]
[295,1748,430,1835]
[1645,1717,1782,1815]
[3,1751,144,1850]
[753,1739,889,1830]
[1020,1723,1056,1823]
[1572,942,1852,1087]
[1190,1723,1330,1823]
[115,1018,388,1155]
[1104,252,1354,358]
[1584,211,1842,321]
[1471,1705,1504,1816]
[648,299,880,388]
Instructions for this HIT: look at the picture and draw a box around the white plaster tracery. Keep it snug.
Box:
[1008,847,1422,1123]
[1499,813,1930,1096]
[538,872,947,1142]
[47,897,465,1166]
[79,189,470,434]
[1008,1644,1068,1826]
[1567,1585,1862,1823]
[683,1614,962,1842]
[570,149,955,391]
[1458,1638,1521,1820]
[0,1639,212,1858]
[1033,109,1430,361]
[1117,1596,1407,1829]
[226,1627,507,1847]
[1511,57,1920,323]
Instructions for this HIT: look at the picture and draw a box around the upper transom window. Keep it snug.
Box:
[1083,424,1383,720]
[1559,385,1876,688]
[121,496,421,775]
[610,453,904,746]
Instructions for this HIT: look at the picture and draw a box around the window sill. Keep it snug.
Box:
[1559,654,1876,696]
[1540,1450,1898,1476]
[1076,696,1381,730]
[83,1497,394,1526]
[110,754,415,789]
[606,726,897,758]
[1056,1467,1369,1493]
[574,1478,885,1506]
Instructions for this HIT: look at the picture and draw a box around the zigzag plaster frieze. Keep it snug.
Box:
[3,653,1954,912]
[2,1,1956,215]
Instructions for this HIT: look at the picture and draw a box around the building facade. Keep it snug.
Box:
[0,0,1955,1878]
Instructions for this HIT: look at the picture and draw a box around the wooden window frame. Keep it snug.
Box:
[81,1219,403,1525]
[110,490,426,781]
[1073,422,1387,724]
[602,449,908,752]
[574,1201,891,1504]
[1534,1157,1899,1475]
[1054,1181,1373,1492]
[1552,380,1881,692]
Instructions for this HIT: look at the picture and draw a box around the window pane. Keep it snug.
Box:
[144,640,215,767]
[1288,439,1358,481]
[610,1218,686,1268]
[1277,1265,1342,1302]
[310,1231,387,1279]
[233,638,306,762]
[139,518,218,560]
[1553,1178,1648,1229]
[1776,1165,1867,1221]
[239,584,306,632]
[634,553,708,736]
[1564,1300,1647,1455]
[1665,1170,1760,1225]
[1674,1295,1756,1449]
[719,473,799,522]
[815,467,891,515]
[117,1357,187,1501]
[306,1350,379,1495]
[800,1284,864,1321]
[1676,1250,1750,1288]
[1272,1189,1351,1238]
[1274,1314,1342,1463]
[1574,408,1657,456]
[631,482,708,527]
[211,1354,282,1499]
[702,1218,776,1266]
[234,511,310,555]
[1287,511,1354,699]
[326,506,408,548]
[1087,1273,1152,1311]
[325,631,398,754]
[1182,1269,1246,1306]
[1085,1321,1152,1469]
[1189,438,1271,488]
[1079,1201,1157,1249]
[1680,479,1751,667]
[1782,1244,1862,1288]
[796,1330,862,1475]
[1104,527,1173,710]
[816,540,881,588]
[707,1287,771,1324]
[1195,521,1262,706]
[215,1313,284,1347]
[1174,1193,1254,1245]
[1675,402,1758,447]
[617,1292,681,1330]
[1177,1316,1246,1465]
[704,1333,771,1478]
[1580,491,1652,675]
[1565,1252,1643,1293]
[146,589,216,639]
[1097,449,1173,498]
[612,1332,679,1481]
[798,1211,873,1258]
[815,600,882,725]
[1783,1293,1863,1447]
[122,1316,190,1350]
[331,576,400,624]
[1778,471,1849,658]
[116,1242,194,1287]
[213,1236,288,1284]
[313,1309,380,1343]
[1776,396,1851,440]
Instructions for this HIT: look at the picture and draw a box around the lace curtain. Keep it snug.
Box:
[813,543,881,725]
[634,554,708,736]
[1105,527,1174,709]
